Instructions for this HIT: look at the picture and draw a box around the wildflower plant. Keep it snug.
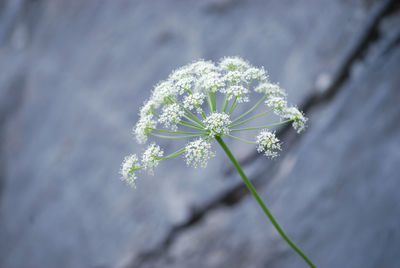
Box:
[120,57,314,267]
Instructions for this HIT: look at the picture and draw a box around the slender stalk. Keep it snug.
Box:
[184,107,205,126]
[215,136,315,268]
[153,111,202,130]
[183,115,204,128]
[179,120,204,130]
[228,97,237,115]
[222,94,229,112]
[169,97,205,127]
[229,95,267,125]
[230,120,293,132]
[150,133,207,139]
[206,90,213,113]
[154,111,201,130]
[160,147,185,160]
[225,134,258,144]
[211,91,217,112]
[150,128,206,135]
[229,109,273,128]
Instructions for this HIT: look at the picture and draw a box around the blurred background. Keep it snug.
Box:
[1,0,399,267]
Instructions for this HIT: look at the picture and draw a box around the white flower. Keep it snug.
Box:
[190,60,216,75]
[159,103,185,131]
[219,56,250,71]
[244,67,268,82]
[254,82,286,97]
[221,85,249,103]
[223,70,244,85]
[169,65,193,81]
[120,154,140,188]
[203,113,231,137]
[183,92,206,113]
[265,96,287,114]
[125,57,308,188]
[142,143,164,174]
[175,76,195,95]
[185,139,215,168]
[197,71,224,92]
[151,80,177,107]
[282,106,307,133]
[256,130,281,158]
[134,114,156,144]
[139,100,155,117]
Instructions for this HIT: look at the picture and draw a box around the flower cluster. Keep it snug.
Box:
[185,139,215,168]
[203,113,231,137]
[121,57,307,187]
[256,130,281,158]
[120,155,140,188]
[142,143,164,174]
[159,103,185,131]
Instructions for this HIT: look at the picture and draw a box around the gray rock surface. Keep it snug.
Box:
[137,10,400,267]
[0,0,399,267]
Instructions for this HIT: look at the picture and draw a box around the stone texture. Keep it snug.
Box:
[137,9,400,268]
[0,0,398,267]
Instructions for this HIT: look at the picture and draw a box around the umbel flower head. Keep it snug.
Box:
[120,57,307,187]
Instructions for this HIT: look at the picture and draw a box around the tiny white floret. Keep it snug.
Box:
[142,143,164,174]
[183,92,206,113]
[203,113,232,137]
[256,130,281,158]
[219,56,250,71]
[185,138,215,168]
[134,114,156,144]
[120,154,140,188]
[265,96,287,115]
[221,85,249,103]
[283,106,307,133]
[254,82,287,97]
[158,103,185,131]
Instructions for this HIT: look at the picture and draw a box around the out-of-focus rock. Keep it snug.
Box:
[0,0,398,267]
[137,10,400,268]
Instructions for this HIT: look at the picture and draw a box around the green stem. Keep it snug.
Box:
[215,136,316,268]
[222,94,229,112]
[230,120,293,132]
[183,115,204,128]
[154,111,202,130]
[150,133,207,140]
[229,109,273,128]
[211,91,217,112]
[230,95,267,125]
[150,128,206,135]
[228,97,237,115]
[225,134,258,144]
[179,120,204,130]
[169,97,205,127]
[160,147,185,160]
[206,90,213,113]
[184,108,205,126]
